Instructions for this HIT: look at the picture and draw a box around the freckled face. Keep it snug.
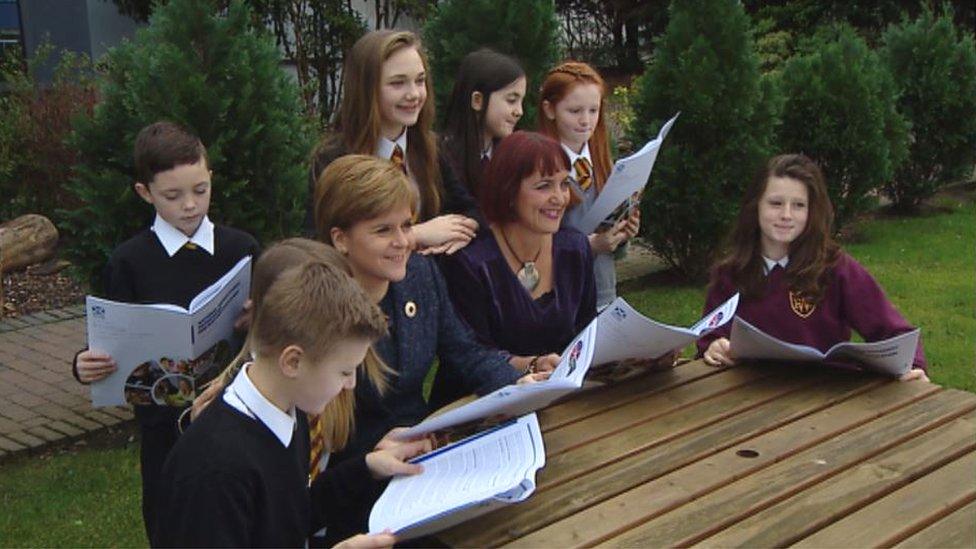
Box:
[545,83,602,153]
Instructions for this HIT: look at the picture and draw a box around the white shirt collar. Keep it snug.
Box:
[151,214,215,257]
[482,141,493,161]
[223,362,297,447]
[561,141,592,178]
[375,129,408,164]
[762,255,789,275]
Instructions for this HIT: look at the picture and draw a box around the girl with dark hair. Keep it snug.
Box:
[434,131,598,408]
[697,154,928,381]
[306,30,479,256]
[441,48,526,198]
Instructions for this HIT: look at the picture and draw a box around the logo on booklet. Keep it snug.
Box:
[788,292,816,318]
[611,306,627,321]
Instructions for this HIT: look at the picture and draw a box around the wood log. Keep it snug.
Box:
[0,214,59,272]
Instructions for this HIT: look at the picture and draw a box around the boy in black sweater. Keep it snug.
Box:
[72,121,259,538]
[153,257,429,547]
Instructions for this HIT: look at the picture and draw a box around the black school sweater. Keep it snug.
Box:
[88,224,259,427]
[152,398,383,548]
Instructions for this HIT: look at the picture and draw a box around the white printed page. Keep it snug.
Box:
[87,298,193,407]
[369,413,545,538]
[728,316,827,363]
[575,112,679,235]
[688,294,740,336]
[591,297,696,365]
[86,256,251,407]
[824,329,919,377]
[187,256,250,357]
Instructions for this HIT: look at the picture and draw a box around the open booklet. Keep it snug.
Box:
[728,316,920,377]
[86,256,251,407]
[574,112,680,235]
[369,413,545,540]
[395,293,739,440]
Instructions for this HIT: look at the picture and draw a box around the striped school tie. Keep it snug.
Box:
[308,414,325,483]
[390,144,407,174]
[574,157,593,191]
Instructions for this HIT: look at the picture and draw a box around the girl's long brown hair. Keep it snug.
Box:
[713,154,840,301]
[314,30,442,220]
[538,61,613,199]
[213,238,391,452]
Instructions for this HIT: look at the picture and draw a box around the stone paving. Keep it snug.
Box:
[0,305,133,460]
[0,241,665,461]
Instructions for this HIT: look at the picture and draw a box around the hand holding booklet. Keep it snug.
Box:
[395,292,740,440]
[85,256,251,407]
[368,413,545,540]
[728,316,919,377]
[575,112,679,235]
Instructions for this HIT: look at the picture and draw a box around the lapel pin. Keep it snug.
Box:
[404,301,417,318]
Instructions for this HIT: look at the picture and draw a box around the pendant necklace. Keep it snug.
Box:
[499,228,542,292]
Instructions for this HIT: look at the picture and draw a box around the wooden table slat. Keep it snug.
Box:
[493,380,942,548]
[697,411,976,547]
[544,365,782,456]
[597,389,976,548]
[893,500,976,549]
[539,361,732,431]
[441,372,894,547]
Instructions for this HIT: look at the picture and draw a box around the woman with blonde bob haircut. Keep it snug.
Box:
[313,155,545,485]
[306,30,479,255]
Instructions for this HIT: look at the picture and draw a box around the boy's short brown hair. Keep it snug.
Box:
[133,121,209,184]
[250,259,387,363]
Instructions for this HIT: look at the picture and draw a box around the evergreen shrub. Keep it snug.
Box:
[778,24,908,228]
[881,7,976,211]
[629,0,779,280]
[424,0,562,128]
[63,0,314,288]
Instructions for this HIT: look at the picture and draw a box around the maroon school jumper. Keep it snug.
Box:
[697,252,926,370]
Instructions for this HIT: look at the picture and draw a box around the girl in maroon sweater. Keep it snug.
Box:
[697,154,927,381]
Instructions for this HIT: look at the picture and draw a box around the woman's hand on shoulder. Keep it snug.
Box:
[333,532,396,549]
[899,368,930,383]
[703,338,736,367]
[76,349,117,383]
[413,214,478,254]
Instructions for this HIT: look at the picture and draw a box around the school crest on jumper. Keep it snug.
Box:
[788,292,816,318]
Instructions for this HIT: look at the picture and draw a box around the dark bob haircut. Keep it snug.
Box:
[479,131,570,224]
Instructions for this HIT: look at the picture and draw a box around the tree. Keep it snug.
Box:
[778,24,909,227]
[63,0,314,288]
[424,0,562,128]
[881,7,976,211]
[629,0,779,280]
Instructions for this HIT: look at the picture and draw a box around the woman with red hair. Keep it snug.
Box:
[433,131,597,408]
[539,61,640,309]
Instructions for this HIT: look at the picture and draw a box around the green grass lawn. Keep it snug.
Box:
[0,426,144,547]
[1,188,972,547]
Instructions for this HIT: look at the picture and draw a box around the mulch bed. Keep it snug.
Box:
[1,265,87,318]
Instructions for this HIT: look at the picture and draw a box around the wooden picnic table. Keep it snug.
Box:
[437,360,976,548]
